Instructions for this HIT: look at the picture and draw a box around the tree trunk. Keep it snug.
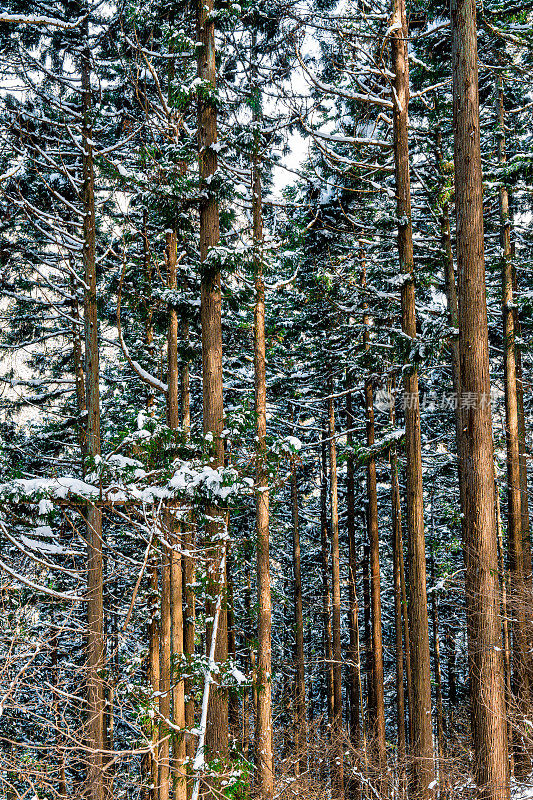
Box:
[243,554,253,760]
[149,559,161,800]
[516,348,531,583]
[253,140,274,800]
[197,0,228,764]
[389,376,413,756]
[346,387,362,753]
[361,264,386,785]
[227,549,239,739]
[328,379,344,799]
[160,549,172,800]
[495,470,515,778]
[183,528,196,767]
[51,624,67,798]
[320,431,334,729]
[168,231,187,799]
[391,0,435,793]
[290,405,307,776]
[391,436,406,797]
[362,532,373,728]
[451,1,510,795]
[429,531,446,796]
[71,273,87,460]
[171,539,186,800]
[81,29,105,800]
[142,209,156,416]
[497,76,531,775]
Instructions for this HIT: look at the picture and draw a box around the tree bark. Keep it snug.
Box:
[183,528,196,767]
[451,0,510,795]
[361,532,373,728]
[361,281,386,783]
[429,529,446,796]
[81,29,105,800]
[51,624,67,799]
[165,229,187,800]
[346,388,362,753]
[71,273,87,460]
[171,539,186,800]
[320,431,334,729]
[160,549,172,800]
[290,405,307,776]
[227,549,238,738]
[253,129,274,800]
[148,560,161,800]
[516,347,531,583]
[497,76,531,774]
[495,470,515,778]
[391,432,406,797]
[389,376,413,756]
[391,0,435,793]
[197,0,228,765]
[328,379,344,799]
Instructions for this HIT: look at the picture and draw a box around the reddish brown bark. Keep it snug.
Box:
[253,131,273,800]
[290,406,307,776]
[328,381,344,799]
[197,0,228,763]
[361,278,386,781]
[81,30,105,800]
[451,0,510,795]
[391,0,435,793]
[346,387,362,753]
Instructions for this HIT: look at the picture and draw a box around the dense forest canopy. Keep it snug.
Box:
[0,0,532,799]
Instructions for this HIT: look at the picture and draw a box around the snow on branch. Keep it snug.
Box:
[0,12,86,29]
[296,49,394,109]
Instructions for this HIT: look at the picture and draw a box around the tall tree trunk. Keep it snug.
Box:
[445,620,456,711]
[71,273,87,459]
[160,548,172,800]
[320,431,334,729]
[451,1,510,796]
[290,405,307,776]
[51,624,67,798]
[429,530,446,796]
[497,76,531,774]
[361,267,386,783]
[149,560,161,800]
[166,230,187,800]
[142,209,156,416]
[389,376,413,756]
[253,133,274,800]
[182,341,195,777]
[81,29,105,800]
[495,470,515,778]
[391,436,406,797]
[516,348,531,582]
[183,529,196,767]
[197,0,228,764]
[243,555,253,760]
[435,122,462,751]
[391,0,435,794]
[171,541,186,800]
[328,379,344,799]
[346,388,362,753]
[227,549,239,738]
[362,532,373,728]
[513,264,533,696]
